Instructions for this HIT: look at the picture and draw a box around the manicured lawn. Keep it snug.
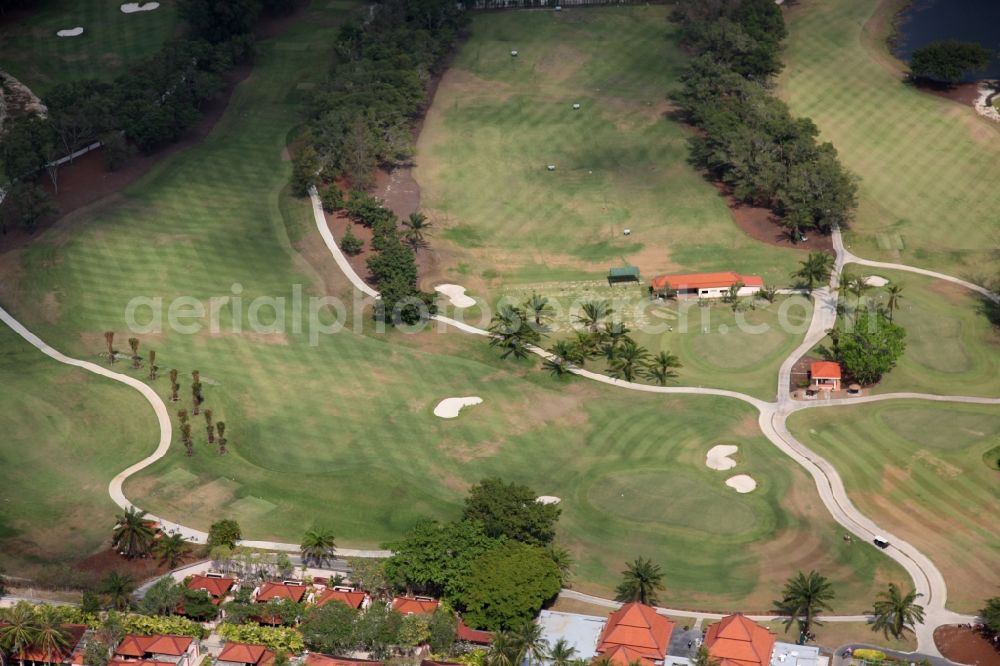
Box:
[0,2,906,610]
[757,620,917,653]
[414,7,805,290]
[482,280,813,400]
[779,0,1000,278]
[0,0,180,93]
[0,324,155,576]
[787,400,1000,613]
[818,268,999,396]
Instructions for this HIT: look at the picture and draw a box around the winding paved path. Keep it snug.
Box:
[0,189,995,656]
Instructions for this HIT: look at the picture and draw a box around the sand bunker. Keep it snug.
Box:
[864,275,889,287]
[56,27,84,37]
[725,475,757,493]
[433,396,483,419]
[536,496,561,505]
[121,2,160,12]
[435,284,475,308]
[706,444,739,471]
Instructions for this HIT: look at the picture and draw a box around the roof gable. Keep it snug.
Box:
[596,603,674,660]
[217,643,274,666]
[391,597,439,615]
[187,575,234,598]
[257,582,307,603]
[704,615,776,666]
[116,635,193,658]
[651,272,764,291]
[809,361,842,379]
[315,589,366,609]
[597,645,656,666]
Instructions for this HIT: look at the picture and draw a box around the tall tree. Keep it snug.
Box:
[643,350,682,385]
[608,340,651,383]
[910,40,993,84]
[300,528,337,567]
[523,293,554,330]
[402,212,432,251]
[216,421,227,454]
[383,519,498,599]
[548,638,578,666]
[691,646,720,666]
[575,300,613,332]
[885,283,904,323]
[191,381,203,416]
[837,309,906,384]
[148,350,157,380]
[463,477,561,546]
[0,601,41,666]
[104,331,115,363]
[615,557,664,606]
[207,518,242,549]
[980,597,1000,634]
[510,621,549,666]
[112,506,155,559]
[155,533,190,569]
[169,369,179,402]
[488,305,541,360]
[870,584,925,639]
[791,253,834,290]
[773,570,835,639]
[204,408,215,444]
[100,572,136,611]
[140,577,185,616]
[128,337,141,369]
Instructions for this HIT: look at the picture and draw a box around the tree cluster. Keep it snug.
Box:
[298,0,466,188]
[672,0,857,238]
[300,601,456,659]
[910,40,993,84]
[382,478,566,630]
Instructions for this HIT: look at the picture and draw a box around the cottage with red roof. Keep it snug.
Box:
[809,361,841,392]
[596,602,674,663]
[114,634,199,666]
[253,582,308,625]
[216,643,275,666]
[391,596,439,615]
[314,588,367,610]
[651,272,764,299]
[186,575,234,604]
[704,615,776,666]
[305,655,382,666]
[456,619,493,645]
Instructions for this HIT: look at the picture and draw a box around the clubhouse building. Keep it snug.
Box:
[651,272,764,299]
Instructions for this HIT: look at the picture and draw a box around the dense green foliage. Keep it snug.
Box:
[301,601,359,654]
[302,0,466,186]
[452,541,561,631]
[910,40,993,84]
[672,0,857,237]
[834,309,906,385]
[981,597,1000,634]
[207,519,243,549]
[462,477,561,546]
[217,622,304,652]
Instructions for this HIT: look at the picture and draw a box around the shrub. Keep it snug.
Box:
[341,225,363,255]
[321,186,344,213]
[853,649,886,662]
[217,622,305,652]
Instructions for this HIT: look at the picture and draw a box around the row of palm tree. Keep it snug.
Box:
[0,602,71,666]
[111,507,190,566]
[836,269,905,323]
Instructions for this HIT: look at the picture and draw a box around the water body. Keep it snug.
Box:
[894,0,1000,80]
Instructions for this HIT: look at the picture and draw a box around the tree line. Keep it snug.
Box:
[671,0,858,240]
[0,0,284,234]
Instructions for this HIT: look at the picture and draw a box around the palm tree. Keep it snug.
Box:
[0,601,41,666]
[112,507,155,559]
[301,527,337,566]
[773,570,835,639]
[148,349,157,380]
[643,350,682,385]
[511,621,549,666]
[34,606,70,665]
[615,557,664,605]
[549,639,578,666]
[547,544,574,584]
[543,355,571,377]
[487,631,518,666]
[523,293,554,329]
[100,572,135,611]
[870,583,925,639]
[690,646,719,666]
[885,283,904,323]
[104,331,115,363]
[849,276,871,313]
[155,533,189,569]
[402,212,431,250]
[791,252,835,290]
[575,300,613,332]
[489,305,540,360]
[550,340,583,366]
[128,337,140,369]
[608,340,650,382]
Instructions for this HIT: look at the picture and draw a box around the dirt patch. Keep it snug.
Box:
[323,208,378,287]
[74,546,188,582]
[713,183,833,252]
[917,81,982,107]
[373,167,420,221]
[438,439,502,463]
[934,625,1000,666]
[429,465,472,494]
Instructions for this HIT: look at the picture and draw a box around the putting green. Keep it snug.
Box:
[779,0,1000,277]
[788,400,1000,613]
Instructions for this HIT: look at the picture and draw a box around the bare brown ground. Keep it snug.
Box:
[935,625,1000,666]
[710,182,834,252]
[74,546,198,582]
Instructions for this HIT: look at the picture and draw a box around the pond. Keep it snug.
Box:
[893,0,1000,80]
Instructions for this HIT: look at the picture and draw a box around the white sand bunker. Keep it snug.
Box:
[536,496,561,505]
[433,396,483,419]
[56,27,84,37]
[706,444,739,471]
[121,2,160,12]
[725,475,757,493]
[435,284,475,308]
[864,275,889,287]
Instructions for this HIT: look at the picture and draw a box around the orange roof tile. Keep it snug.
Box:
[305,655,382,666]
[596,603,674,660]
[809,361,842,379]
[704,614,776,666]
[651,272,764,291]
[109,659,177,666]
[315,589,366,609]
[391,597,439,615]
[115,635,193,658]
[14,624,87,663]
[217,643,275,666]
[456,619,493,645]
[596,645,656,666]
[256,582,307,603]
[187,575,235,598]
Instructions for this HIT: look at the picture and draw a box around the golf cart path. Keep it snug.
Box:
[0,195,993,646]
